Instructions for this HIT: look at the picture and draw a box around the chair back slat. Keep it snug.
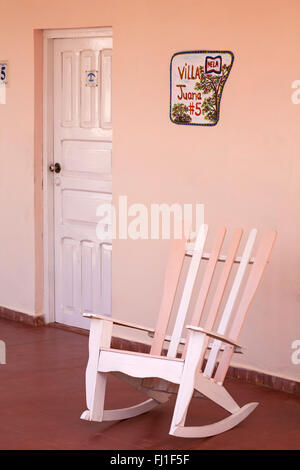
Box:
[204,228,243,332]
[182,226,227,359]
[167,224,208,358]
[189,228,243,369]
[203,228,258,377]
[213,229,277,384]
[189,226,227,329]
[150,235,187,356]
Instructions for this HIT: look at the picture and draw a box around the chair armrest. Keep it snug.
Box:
[186,325,242,349]
[83,313,155,334]
[147,331,242,353]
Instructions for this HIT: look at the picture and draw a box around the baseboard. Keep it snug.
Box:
[0,306,45,326]
[226,365,300,396]
[3,316,300,396]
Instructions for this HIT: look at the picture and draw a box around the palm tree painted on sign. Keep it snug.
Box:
[195,64,231,124]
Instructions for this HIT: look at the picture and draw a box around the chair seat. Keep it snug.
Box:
[98,347,184,384]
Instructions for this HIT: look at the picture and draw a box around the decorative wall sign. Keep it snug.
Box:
[0,61,8,85]
[85,70,99,87]
[170,51,234,126]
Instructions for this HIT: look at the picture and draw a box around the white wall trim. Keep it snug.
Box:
[43,32,54,324]
[43,28,112,39]
[44,28,112,39]
[42,27,112,324]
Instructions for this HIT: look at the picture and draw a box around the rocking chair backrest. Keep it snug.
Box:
[150,224,276,384]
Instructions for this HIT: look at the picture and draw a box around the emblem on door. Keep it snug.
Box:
[85,70,99,87]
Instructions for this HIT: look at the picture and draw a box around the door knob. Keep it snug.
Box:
[49,162,61,173]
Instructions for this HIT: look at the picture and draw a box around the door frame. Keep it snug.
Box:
[43,27,113,324]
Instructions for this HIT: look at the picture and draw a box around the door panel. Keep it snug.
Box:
[53,36,112,329]
[62,140,111,176]
[62,190,111,226]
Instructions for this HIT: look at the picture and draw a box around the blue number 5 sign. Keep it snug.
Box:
[0,62,8,85]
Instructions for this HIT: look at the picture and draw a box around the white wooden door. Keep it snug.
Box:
[52,36,112,329]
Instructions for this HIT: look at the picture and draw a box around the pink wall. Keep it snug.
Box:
[0,0,299,381]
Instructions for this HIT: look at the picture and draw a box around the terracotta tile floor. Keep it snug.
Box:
[0,318,299,450]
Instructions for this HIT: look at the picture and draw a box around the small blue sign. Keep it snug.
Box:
[87,72,96,82]
[0,61,8,85]
[85,69,98,87]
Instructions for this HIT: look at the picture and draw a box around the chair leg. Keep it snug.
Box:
[169,331,259,438]
[81,372,107,421]
[170,331,205,434]
[81,318,112,422]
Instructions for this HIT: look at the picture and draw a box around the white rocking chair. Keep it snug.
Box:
[81,224,276,438]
